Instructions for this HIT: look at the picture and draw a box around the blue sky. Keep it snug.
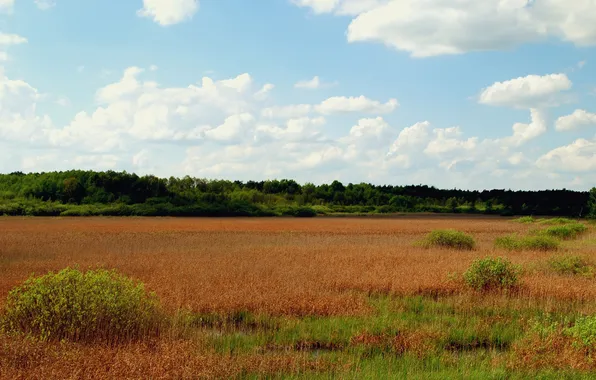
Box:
[2,0,596,190]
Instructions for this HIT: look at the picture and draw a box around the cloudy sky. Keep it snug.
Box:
[3,0,596,190]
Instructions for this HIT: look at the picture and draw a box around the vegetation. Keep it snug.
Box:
[463,257,521,291]
[548,255,595,277]
[1,268,163,343]
[539,223,588,240]
[2,217,596,377]
[420,229,476,250]
[0,170,593,217]
[495,234,560,251]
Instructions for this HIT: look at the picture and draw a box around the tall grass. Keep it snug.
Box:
[495,234,559,251]
[539,223,587,240]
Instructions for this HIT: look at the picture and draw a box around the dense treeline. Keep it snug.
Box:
[0,170,594,217]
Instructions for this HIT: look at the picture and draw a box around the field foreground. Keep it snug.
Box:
[1,217,596,379]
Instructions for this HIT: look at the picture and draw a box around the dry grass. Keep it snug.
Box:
[1,216,596,378]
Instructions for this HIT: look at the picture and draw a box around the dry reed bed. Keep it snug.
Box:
[1,217,594,316]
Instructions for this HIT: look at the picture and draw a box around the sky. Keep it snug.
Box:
[2,0,596,190]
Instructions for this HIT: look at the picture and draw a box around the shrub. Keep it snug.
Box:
[537,218,576,225]
[540,223,587,240]
[513,216,535,224]
[463,257,521,291]
[494,235,559,251]
[548,255,594,277]
[421,230,475,250]
[565,316,596,349]
[1,268,164,343]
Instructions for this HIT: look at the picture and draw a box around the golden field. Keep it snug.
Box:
[1,216,596,379]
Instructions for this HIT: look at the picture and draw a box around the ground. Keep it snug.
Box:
[1,216,596,379]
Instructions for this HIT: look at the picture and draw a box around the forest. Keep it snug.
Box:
[0,170,594,217]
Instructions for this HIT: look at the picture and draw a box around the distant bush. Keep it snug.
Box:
[1,268,164,343]
[548,255,594,277]
[279,206,318,218]
[538,218,577,225]
[494,235,559,251]
[513,216,535,224]
[539,223,587,240]
[463,257,521,291]
[421,230,475,250]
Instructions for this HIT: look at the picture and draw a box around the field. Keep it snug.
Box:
[2,216,596,379]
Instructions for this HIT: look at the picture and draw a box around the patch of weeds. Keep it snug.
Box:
[463,257,521,292]
[537,218,578,225]
[548,255,595,278]
[539,223,587,240]
[1,268,164,343]
[495,235,559,251]
[513,216,536,223]
[564,316,596,350]
[420,230,475,250]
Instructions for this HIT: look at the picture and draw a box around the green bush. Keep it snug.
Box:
[548,255,594,277]
[421,230,475,250]
[513,216,535,223]
[494,235,559,251]
[1,268,164,343]
[463,257,521,291]
[537,218,576,225]
[539,223,587,240]
[565,316,596,349]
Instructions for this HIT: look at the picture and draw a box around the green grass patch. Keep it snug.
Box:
[538,218,578,225]
[495,235,560,251]
[420,230,476,250]
[463,257,521,292]
[548,255,595,277]
[1,268,164,343]
[513,216,536,223]
[539,223,588,240]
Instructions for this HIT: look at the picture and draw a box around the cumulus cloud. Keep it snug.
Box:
[138,0,199,26]
[0,33,27,45]
[478,73,572,109]
[293,0,596,57]
[316,96,398,114]
[556,109,596,131]
[537,139,596,172]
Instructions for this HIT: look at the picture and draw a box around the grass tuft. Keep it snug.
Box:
[420,230,475,250]
[494,234,559,251]
[1,268,164,343]
[539,223,587,240]
[513,216,536,223]
[463,257,521,291]
[548,255,595,277]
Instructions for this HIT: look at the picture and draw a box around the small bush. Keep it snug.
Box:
[1,268,164,343]
[548,255,594,277]
[540,223,587,240]
[494,235,559,251]
[565,316,596,349]
[513,216,535,224]
[463,257,521,291]
[421,230,475,250]
[538,218,577,225]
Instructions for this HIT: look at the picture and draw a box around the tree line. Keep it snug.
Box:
[0,170,594,217]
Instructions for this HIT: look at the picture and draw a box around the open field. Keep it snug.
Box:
[2,216,596,379]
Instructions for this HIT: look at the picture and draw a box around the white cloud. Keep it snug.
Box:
[294,0,596,57]
[555,109,596,131]
[294,76,336,89]
[254,83,275,99]
[0,0,13,13]
[316,96,398,114]
[0,33,27,45]
[478,73,572,109]
[424,127,478,156]
[387,121,430,157]
[34,0,56,10]
[537,139,596,172]
[506,108,547,146]
[261,104,313,119]
[138,0,199,26]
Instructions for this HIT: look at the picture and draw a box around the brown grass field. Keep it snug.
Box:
[2,216,596,379]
